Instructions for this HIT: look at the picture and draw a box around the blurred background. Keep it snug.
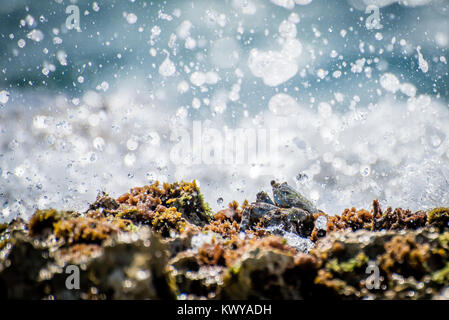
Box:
[0,0,448,221]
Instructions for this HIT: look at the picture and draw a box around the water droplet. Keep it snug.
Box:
[89,153,97,162]
[17,39,26,48]
[126,138,139,151]
[126,13,138,24]
[360,165,371,177]
[296,172,309,183]
[146,172,156,182]
[92,2,100,12]
[316,215,327,230]
[0,90,10,105]
[158,50,176,77]
[27,29,44,42]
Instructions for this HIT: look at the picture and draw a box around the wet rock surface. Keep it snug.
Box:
[0,180,448,299]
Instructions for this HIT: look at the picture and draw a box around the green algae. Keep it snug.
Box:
[431,262,449,284]
[326,253,369,274]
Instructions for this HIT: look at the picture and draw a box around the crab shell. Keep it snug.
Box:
[271,180,318,214]
[240,201,315,237]
[240,201,277,231]
[240,181,318,238]
[259,207,315,237]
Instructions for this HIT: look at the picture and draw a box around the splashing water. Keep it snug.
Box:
[0,0,448,222]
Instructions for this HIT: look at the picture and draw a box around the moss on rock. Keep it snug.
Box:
[1,179,449,299]
[28,209,71,236]
[427,207,449,228]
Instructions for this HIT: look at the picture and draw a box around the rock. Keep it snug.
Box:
[168,250,224,299]
[70,231,174,300]
[115,180,213,227]
[0,230,52,299]
[0,220,174,299]
[1,180,449,299]
[220,245,318,299]
[427,207,449,229]
[312,227,449,299]
[88,191,120,212]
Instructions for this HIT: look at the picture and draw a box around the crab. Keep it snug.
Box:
[271,180,318,214]
[240,180,319,238]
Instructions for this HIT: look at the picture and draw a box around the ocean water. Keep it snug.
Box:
[0,0,448,222]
